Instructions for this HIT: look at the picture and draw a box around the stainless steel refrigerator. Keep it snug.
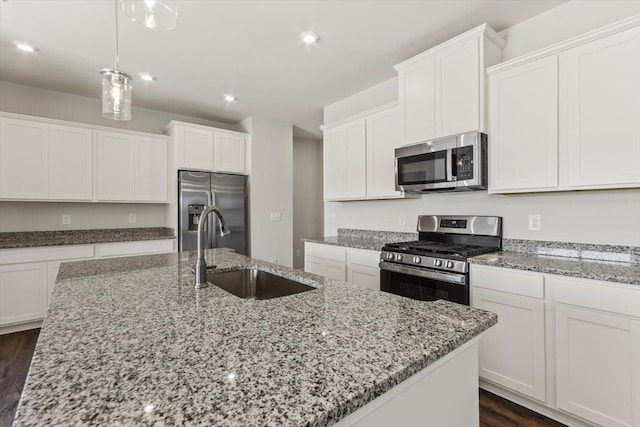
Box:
[178,171,248,254]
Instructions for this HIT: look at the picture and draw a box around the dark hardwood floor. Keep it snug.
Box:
[1,329,565,427]
[0,328,39,427]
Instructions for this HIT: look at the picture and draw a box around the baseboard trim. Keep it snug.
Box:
[479,380,598,427]
[0,320,42,335]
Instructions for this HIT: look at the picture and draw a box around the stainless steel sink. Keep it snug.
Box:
[207,268,315,300]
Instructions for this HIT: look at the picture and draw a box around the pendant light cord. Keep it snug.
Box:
[114,0,119,69]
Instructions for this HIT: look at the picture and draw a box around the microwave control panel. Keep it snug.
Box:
[453,146,474,180]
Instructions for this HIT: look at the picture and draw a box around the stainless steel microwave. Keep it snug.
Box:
[395,132,487,193]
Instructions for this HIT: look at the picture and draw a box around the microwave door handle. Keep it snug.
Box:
[446,149,453,182]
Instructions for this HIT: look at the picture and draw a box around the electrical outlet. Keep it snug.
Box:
[528,214,541,231]
[330,213,336,223]
[128,213,136,223]
[270,212,282,222]
[398,214,406,226]
[62,214,71,225]
[296,249,301,257]
[351,214,357,224]
[270,258,278,264]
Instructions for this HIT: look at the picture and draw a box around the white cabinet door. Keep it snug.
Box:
[434,36,480,137]
[97,131,135,201]
[555,304,640,427]
[472,287,547,402]
[0,262,48,326]
[134,137,168,202]
[366,106,401,198]
[178,126,214,171]
[325,259,347,281]
[398,56,436,144]
[343,118,367,199]
[0,118,48,199]
[323,126,346,200]
[488,55,559,192]
[347,264,379,290]
[48,125,93,200]
[214,132,245,174]
[566,27,640,188]
[304,255,325,277]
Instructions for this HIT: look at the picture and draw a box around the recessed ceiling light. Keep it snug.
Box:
[14,42,36,52]
[300,31,319,44]
[224,94,236,102]
[138,72,156,81]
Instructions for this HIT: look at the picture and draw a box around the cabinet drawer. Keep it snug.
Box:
[347,248,380,268]
[304,242,346,262]
[553,276,640,318]
[95,240,174,258]
[0,245,95,265]
[470,264,544,299]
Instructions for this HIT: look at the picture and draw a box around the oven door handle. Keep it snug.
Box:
[379,261,467,285]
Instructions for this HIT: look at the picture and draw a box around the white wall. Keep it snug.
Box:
[323,1,640,247]
[0,202,167,232]
[239,116,294,267]
[0,80,240,233]
[499,1,640,60]
[292,138,323,269]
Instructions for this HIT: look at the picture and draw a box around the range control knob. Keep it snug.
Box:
[434,259,443,267]
[413,256,421,264]
[386,253,395,260]
[396,254,404,262]
[446,260,454,269]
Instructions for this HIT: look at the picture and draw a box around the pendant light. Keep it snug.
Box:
[101,0,132,121]
[120,0,178,30]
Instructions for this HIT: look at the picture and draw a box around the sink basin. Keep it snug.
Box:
[207,268,315,300]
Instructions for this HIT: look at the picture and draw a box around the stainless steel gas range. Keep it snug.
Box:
[379,215,502,305]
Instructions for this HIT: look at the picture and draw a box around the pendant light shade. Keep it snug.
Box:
[120,0,178,30]
[101,69,132,120]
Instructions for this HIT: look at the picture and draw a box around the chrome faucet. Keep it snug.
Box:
[194,205,231,288]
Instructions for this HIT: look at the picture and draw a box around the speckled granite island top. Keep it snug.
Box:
[0,227,175,249]
[15,249,496,426]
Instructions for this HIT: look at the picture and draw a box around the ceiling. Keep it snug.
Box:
[0,0,566,138]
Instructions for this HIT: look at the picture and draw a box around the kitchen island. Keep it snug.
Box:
[14,249,496,426]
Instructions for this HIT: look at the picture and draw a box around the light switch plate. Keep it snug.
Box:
[62,214,71,225]
[528,214,541,231]
[399,214,406,226]
[351,214,357,224]
[330,214,336,223]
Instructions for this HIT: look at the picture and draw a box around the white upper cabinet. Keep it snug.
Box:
[214,132,245,174]
[97,131,135,201]
[134,136,168,202]
[566,27,640,189]
[366,106,402,198]
[398,56,436,144]
[323,118,366,200]
[395,24,505,144]
[434,36,480,137]
[487,16,640,193]
[177,126,214,171]
[49,125,93,200]
[323,104,413,201]
[489,56,559,192]
[166,121,247,175]
[0,118,49,199]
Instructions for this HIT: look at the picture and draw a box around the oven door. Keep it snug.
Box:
[379,261,469,305]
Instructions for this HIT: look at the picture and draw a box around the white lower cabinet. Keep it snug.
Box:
[0,239,175,334]
[471,264,640,427]
[0,262,48,326]
[304,242,380,289]
[472,287,546,402]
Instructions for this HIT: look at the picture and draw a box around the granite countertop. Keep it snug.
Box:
[15,249,496,426]
[303,229,417,252]
[470,250,640,285]
[0,227,176,249]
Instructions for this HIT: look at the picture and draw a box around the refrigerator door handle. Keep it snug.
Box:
[208,190,215,249]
